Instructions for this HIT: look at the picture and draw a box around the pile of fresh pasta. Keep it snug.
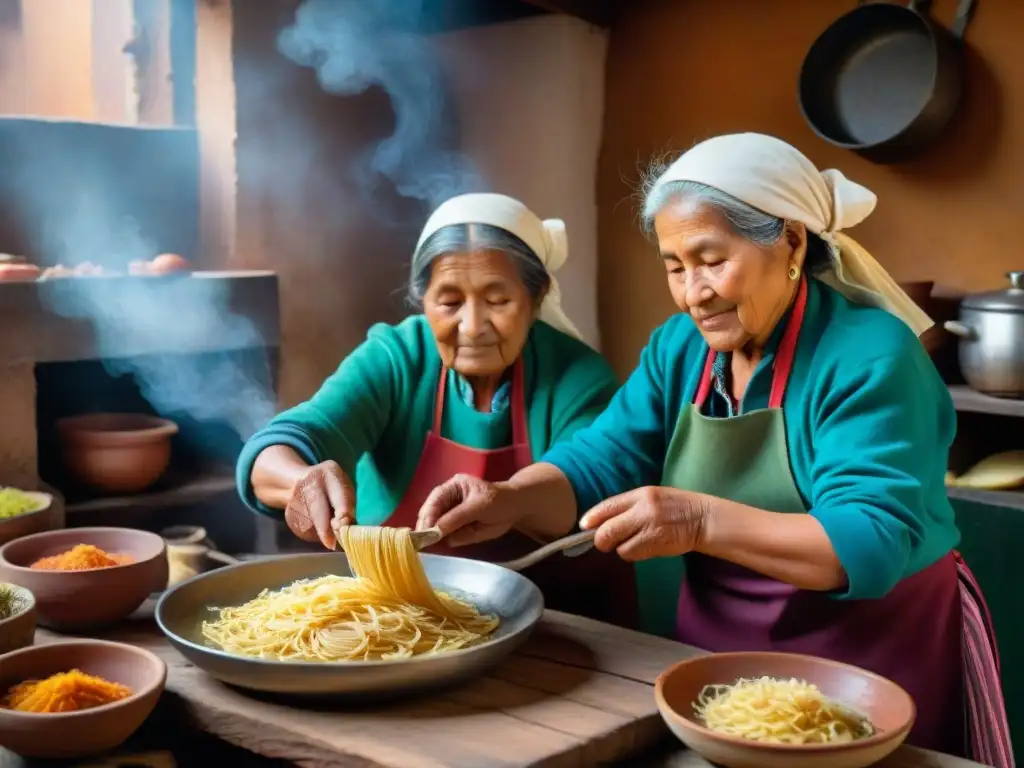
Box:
[694,676,875,744]
[201,526,499,662]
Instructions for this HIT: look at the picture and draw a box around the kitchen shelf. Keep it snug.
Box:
[948,386,1024,418]
[948,486,1024,512]
[65,467,235,514]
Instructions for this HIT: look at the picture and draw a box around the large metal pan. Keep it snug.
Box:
[798,0,977,163]
[155,552,543,699]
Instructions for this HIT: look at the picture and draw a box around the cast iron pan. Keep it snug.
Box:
[799,0,977,163]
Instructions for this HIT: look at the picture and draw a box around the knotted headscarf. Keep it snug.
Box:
[648,133,933,336]
[415,193,585,342]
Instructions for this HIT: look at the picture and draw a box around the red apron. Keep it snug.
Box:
[655,277,1012,763]
[386,360,637,628]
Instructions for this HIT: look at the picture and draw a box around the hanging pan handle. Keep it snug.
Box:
[951,0,977,39]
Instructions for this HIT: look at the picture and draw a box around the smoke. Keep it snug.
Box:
[1,124,275,441]
[41,274,275,443]
[0,0,482,446]
[40,260,276,441]
[277,0,483,209]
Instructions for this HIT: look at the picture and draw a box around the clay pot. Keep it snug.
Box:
[0,527,168,631]
[0,584,36,655]
[0,491,53,546]
[0,639,166,758]
[656,651,914,768]
[57,413,179,494]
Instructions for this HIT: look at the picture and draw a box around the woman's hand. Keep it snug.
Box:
[579,486,711,561]
[416,474,521,547]
[283,460,356,550]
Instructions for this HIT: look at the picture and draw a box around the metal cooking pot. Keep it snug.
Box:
[944,271,1024,398]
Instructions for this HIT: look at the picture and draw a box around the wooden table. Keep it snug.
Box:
[26,610,982,768]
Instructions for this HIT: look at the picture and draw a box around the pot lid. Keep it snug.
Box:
[962,271,1024,313]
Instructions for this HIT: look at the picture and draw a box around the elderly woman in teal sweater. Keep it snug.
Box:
[236,192,635,625]
[417,135,1012,764]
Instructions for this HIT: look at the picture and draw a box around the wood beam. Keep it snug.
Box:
[516,0,613,27]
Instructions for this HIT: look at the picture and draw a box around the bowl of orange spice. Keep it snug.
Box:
[0,528,168,630]
[0,639,166,758]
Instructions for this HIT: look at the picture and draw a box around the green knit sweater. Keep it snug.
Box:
[237,316,619,524]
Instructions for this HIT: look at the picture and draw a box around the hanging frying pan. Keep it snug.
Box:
[798,0,977,163]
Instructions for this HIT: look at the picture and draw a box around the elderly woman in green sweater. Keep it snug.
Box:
[236,192,633,624]
[417,135,1012,764]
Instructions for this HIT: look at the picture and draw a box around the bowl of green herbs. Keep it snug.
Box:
[0,583,35,654]
[0,489,54,547]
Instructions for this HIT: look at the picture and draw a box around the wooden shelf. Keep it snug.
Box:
[65,468,235,514]
[948,486,1024,511]
[948,386,1024,418]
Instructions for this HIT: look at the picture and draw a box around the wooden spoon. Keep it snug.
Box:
[332,525,443,552]
[410,527,443,551]
[497,530,596,572]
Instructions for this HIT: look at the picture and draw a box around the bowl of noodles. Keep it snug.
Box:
[655,651,915,768]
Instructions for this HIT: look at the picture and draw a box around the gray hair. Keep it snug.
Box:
[640,162,831,274]
[408,224,551,306]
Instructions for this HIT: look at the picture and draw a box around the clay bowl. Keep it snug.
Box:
[0,639,166,758]
[0,490,54,546]
[0,527,168,631]
[656,652,915,768]
[57,413,179,494]
[0,584,36,655]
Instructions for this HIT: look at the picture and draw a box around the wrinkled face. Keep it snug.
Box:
[654,199,806,351]
[423,250,541,377]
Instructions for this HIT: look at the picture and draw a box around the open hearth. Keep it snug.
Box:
[0,116,287,555]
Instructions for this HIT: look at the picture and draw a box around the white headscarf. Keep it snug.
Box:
[648,133,933,336]
[415,193,585,343]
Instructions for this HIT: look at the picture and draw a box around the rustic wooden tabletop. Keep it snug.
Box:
[1,609,984,768]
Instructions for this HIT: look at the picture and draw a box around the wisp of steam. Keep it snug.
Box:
[39,215,276,441]
[277,0,483,208]
[5,140,275,441]
[4,0,485,446]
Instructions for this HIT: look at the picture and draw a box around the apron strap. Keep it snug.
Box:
[433,360,529,446]
[510,358,528,446]
[433,365,450,434]
[692,275,809,412]
[693,352,717,412]
[768,275,808,409]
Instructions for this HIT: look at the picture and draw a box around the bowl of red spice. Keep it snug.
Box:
[0,639,166,758]
[0,527,168,631]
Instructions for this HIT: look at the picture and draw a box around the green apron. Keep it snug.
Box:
[633,277,809,637]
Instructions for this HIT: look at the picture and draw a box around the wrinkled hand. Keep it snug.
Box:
[579,486,710,562]
[416,474,521,547]
[283,460,355,550]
